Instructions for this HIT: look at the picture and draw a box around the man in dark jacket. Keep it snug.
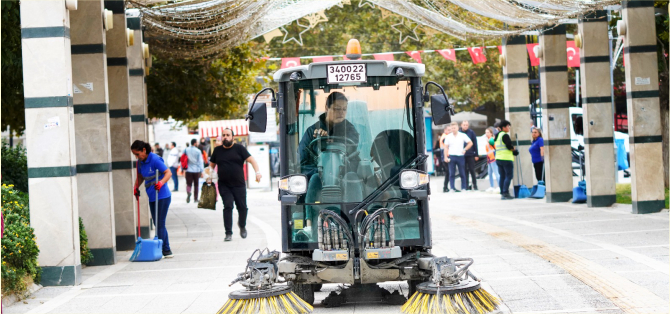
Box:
[460,120,479,190]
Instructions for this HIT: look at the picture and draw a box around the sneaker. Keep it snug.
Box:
[240,228,247,239]
[224,235,232,242]
[473,186,478,191]
[162,250,173,258]
[454,189,461,193]
[502,193,515,200]
[443,188,450,193]
[186,192,191,203]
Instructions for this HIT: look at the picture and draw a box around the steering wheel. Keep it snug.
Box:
[306,136,358,160]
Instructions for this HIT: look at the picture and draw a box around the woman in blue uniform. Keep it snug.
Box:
[131,140,173,258]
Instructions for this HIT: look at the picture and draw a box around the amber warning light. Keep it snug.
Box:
[345,39,362,60]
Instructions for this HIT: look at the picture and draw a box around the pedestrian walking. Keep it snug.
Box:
[131,140,173,257]
[165,142,181,191]
[438,125,451,192]
[443,122,472,192]
[494,120,519,200]
[484,127,499,192]
[209,128,262,242]
[199,137,211,155]
[184,139,204,203]
[154,143,164,158]
[529,127,545,181]
[460,120,479,191]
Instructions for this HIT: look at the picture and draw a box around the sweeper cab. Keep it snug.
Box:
[224,39,500,314]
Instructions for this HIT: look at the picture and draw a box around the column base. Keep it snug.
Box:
[546,191,572,203]
[87,247,117,266]
[116,235,136,251]
[587,195,616,207]
[41,265,82,286]
[632,200,665,214]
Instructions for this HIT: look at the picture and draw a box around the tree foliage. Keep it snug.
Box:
[1,0,25,135]
[146,42,267,122]
[257,3,504,112]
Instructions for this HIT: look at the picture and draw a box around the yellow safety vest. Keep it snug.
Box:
[495,131,514,161]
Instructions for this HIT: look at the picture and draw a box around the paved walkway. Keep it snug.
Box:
[4,176,668,314]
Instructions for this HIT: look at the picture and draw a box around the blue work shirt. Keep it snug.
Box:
[138,152,171,202]
[529,137,544,163]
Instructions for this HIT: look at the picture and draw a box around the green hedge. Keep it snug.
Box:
[1,141,28,193]
[79,217,94,265]
[2,184,40,295]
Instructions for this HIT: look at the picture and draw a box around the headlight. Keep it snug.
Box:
[399,170,429,190]
[279,175,308,195]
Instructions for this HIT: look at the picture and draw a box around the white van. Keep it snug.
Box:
[569,107,630,154]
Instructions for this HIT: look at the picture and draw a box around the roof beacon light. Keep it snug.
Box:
[345,39,362,60]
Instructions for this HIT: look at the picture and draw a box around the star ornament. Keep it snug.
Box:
[358,0,375,8]
[304,10,328,28]
[262,28,283,43]
[379,7,395,19]
[280,20,311,46]
[337,0,351,8]
[391,18,420,45]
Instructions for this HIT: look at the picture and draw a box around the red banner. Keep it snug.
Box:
[312,56,333,63]
[373,53,394,61]
[566,41,580,68]
[497,46,503,54]
[281,57,301,69]
[436,49,456,62]
[468,47,487,64]
[526,44,540,67]
[406,51,423,63]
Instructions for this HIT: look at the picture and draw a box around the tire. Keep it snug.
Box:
[290,282,315,305]
[313,283,323,292]
[407,280,421,298]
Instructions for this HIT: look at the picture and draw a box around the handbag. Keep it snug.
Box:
[180,153,188,170]
[198,182,217,210]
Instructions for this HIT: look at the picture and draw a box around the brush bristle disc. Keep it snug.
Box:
[218,286,313,314]
[402,281,500,314]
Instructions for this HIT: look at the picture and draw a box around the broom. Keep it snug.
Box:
[217,249,313,314]
[401,257,500,314]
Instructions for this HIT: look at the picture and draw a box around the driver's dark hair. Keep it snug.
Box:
[131,140,152,154]
[499,120,511,128]
[325,92,348,109]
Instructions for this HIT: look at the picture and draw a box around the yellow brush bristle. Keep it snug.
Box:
[217,291,313,314]
[401,289,500,314]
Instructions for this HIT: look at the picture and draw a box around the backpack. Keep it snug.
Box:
[180,153,188,170]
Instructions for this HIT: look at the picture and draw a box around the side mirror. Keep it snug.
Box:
[248,102,267,133]
[431,94,451,125]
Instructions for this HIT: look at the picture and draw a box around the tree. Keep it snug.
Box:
[146,42,267,123]
[1,1,25,135]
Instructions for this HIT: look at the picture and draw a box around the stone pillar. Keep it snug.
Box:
[578,11,617,207]
[105,0,136,250]
[20,0,81,286]
[127,10,151,238]
[539,25,573,202]
[70,0,117,265]
[502,35,535,188]
[622,1,665,213]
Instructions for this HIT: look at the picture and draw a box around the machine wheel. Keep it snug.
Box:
[313,283,323,292]
[289,282,315,305]
[407,280,421,297]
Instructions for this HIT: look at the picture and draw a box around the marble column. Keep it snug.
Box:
[622,1,665,213]
[70,0,116,265]
[127,10,151,238]
[539,25,573,202]
[105,0,137,250]
[578,11,617,208]
[502,35,535,189]
[20,0,81,286]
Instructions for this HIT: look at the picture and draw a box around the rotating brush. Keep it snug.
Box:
[401,257,500,314]
[217,248,313,314]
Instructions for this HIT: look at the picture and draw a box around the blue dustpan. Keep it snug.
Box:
[572,180,587,203]
[130,168,163,262]
[530,181,545,198]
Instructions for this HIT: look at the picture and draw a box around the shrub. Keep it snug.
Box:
[1,184,40,295]
[79,217,94,265]
[1,140,28,193]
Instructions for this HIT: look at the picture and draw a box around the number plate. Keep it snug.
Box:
[327,64,366,84]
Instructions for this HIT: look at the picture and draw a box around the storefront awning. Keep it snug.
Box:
[198,119,249,138]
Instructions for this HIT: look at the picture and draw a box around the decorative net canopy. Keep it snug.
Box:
[129,0,620,59]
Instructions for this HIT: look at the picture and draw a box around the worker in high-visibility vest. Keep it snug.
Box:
[493,120,519,200]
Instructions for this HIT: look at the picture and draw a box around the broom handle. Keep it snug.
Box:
[515,134,523,185]
[541,159,545,182]
[155,168,159,237]
[136,160,141,238]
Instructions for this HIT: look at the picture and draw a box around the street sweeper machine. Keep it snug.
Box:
[219,40,500,314]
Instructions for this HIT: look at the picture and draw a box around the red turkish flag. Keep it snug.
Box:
[526,44,540,67]
[566,41,580,68]
[373,53,394,61]
[467,47,487,64]
[312,56,333,63]
[436,49,457,62]
[498,46,503,54]
[406,51,423,63]
[281,57,301,69]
